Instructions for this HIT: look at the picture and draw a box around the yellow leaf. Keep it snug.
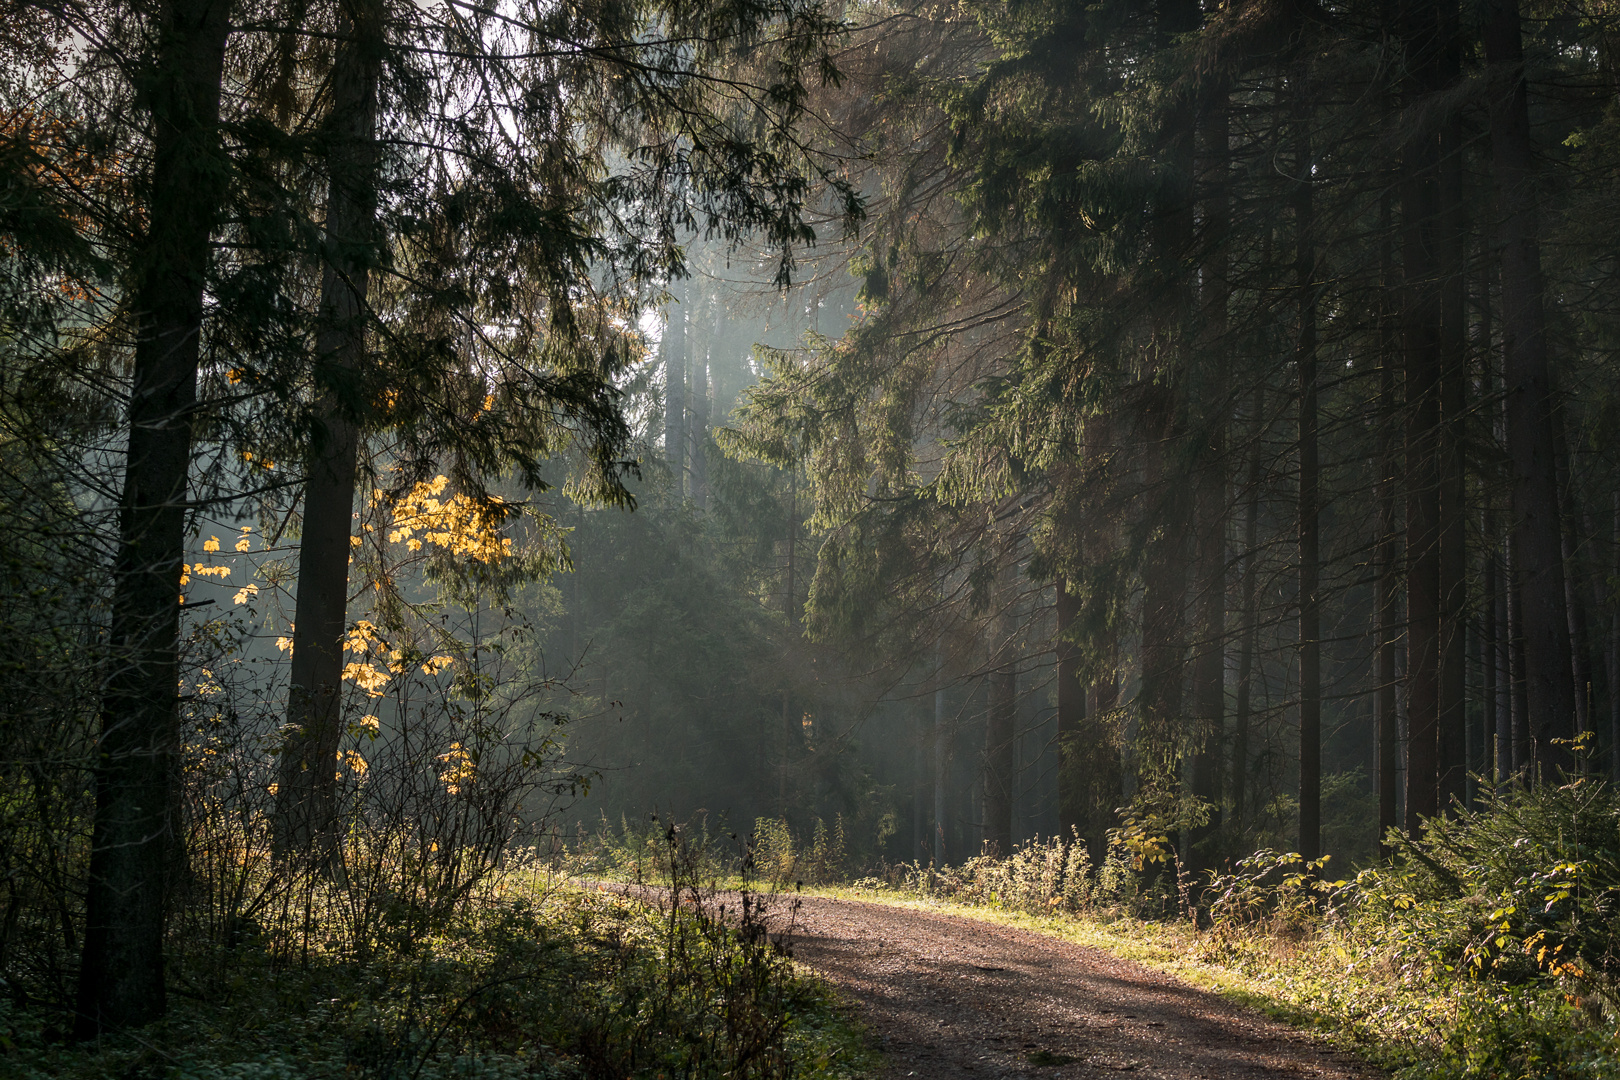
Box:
[341,661,390,697]
[232,583,259,605]
[276,636,294,655]
[203,536,220,552]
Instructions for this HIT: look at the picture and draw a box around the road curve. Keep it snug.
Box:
[772,895,1383,1080]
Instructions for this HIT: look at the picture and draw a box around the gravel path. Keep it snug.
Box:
[773,895,1383,1080]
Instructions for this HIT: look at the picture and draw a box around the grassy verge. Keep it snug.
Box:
[540,789,1620,1080]
[2,877,879,1080]
[780,862,1618,1080]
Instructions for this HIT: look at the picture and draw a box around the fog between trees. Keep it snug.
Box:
[3,0,1619,1044]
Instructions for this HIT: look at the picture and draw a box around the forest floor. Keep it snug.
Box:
[774,894,1384,1080]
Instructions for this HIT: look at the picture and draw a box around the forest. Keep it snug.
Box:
[4,0,1620,1077]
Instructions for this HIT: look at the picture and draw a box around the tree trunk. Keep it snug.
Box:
[1139,428,1189,802]
[76,0,231,1037]
[785,470,798,628]
[1232,403,1263,840]
[1055,578,1084,838]
[1294,72,1321,865]
[1188,85,1230,875]
[1555,419,1595,753]
[1402,0,1443,830]
[1483,517,1500,789]
[274,0,383,860]
[1495,542,1512,781]
[1376,192,1402,852]
[1479,254,1501,792]
[1138,0,1197,827]
[690,305,718,509]
[1484,0,1577,779]
[1059,412,1121,866]
[1507,546,1532,776]
[666,284,687,495]
[934,662,947,866]
[1611,493,1619,781]
[1436,0,1469,814]
[913,702,924,859]
[984,665,1016,858]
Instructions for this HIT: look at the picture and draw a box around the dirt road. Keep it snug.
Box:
[776,895,1382,1079]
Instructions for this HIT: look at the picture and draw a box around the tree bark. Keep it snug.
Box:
[1479,253,1501,793]
[1294,70,1321,864]
[1232,400,1263,840]
[1058,413,1121,866]
[274,0,383,859]
[76,0,231,1037]
[1436,0,1469,814]
[1611,492,1619,781]
[1137,0,1197,827]
[934,659,947,866]
[1055,578,1084,838]
[1376,192,1402,852]
[690,304,717,509]
[984,665,1016,858]
[1188,84,1230,875]
[1483,516,1500,789]
[666,284,687,495]
[1495,542,1512,781]
[1555,419,1595,753]
[1402,0,1443,830]
[1508,544,1532,776]
[1484,0,1577,779]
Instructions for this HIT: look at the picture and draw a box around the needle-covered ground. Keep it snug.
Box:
[777,894,1381,1080]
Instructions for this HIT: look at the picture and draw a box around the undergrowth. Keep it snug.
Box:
[810,782,1620,1080]
[559,783,1620,1078]
[2,869,874,1080]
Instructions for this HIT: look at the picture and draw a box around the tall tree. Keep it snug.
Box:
[984,661,1016,856]
[1402,0,1444,829]
[1376,189,1402,850]
[76,0,232,1036]
[1294,59,1321,864]
[274,0,383,861]
[1435,0,1469,813]
[1483,0,1577,778]
[1136,0,1200,825]
[1187,77,1231,874]
[666,282,688,494]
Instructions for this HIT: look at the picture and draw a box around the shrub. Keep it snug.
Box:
[1356,778,1620,1011]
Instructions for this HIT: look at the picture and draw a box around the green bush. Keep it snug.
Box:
[1357,779,1620,1005]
